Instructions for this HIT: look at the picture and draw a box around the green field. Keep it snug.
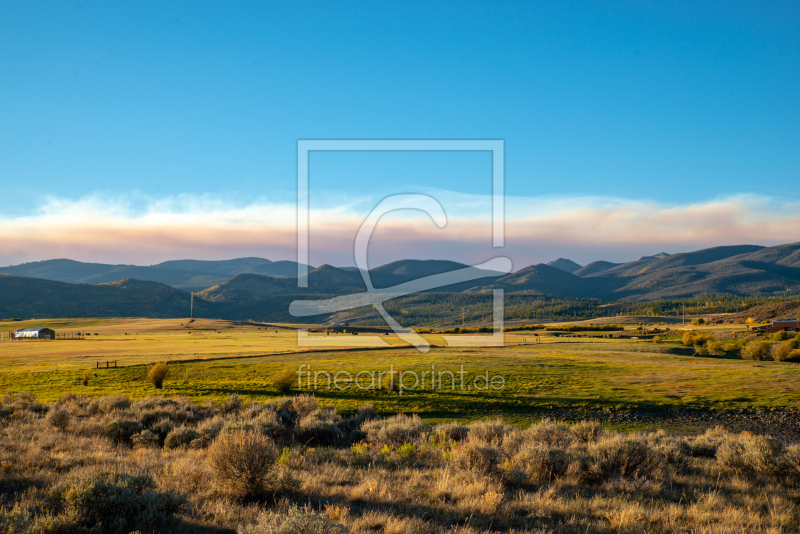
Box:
[2,318,799,431]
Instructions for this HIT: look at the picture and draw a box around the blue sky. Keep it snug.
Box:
[1,1,799,266]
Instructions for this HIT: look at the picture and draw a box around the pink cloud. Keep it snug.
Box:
[0,194,798,269]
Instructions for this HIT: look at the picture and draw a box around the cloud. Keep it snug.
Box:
[0,192,798,269]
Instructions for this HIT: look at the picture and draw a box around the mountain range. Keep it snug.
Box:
[2,242,800,321]
[0,257,313,292]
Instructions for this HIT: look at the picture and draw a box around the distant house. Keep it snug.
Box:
[13,328,55,340]
[749,318,800,334]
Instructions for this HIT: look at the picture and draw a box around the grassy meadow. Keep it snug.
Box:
[2,318,800,431]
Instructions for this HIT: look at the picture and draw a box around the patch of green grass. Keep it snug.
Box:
[4,334,800,431]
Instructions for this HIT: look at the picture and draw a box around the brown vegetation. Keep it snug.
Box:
[1,392,800,533]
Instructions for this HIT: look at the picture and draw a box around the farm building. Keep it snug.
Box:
[13,328,55,340]
[749,318,800,334]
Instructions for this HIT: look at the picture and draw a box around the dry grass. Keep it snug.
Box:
[1,393,800,533]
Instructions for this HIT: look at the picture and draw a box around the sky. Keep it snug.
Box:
[1,1,799,269]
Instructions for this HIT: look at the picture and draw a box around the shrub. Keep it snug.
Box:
[741,340,773,361]
[511,445,570,482]
[783,444,800,483]
[362,414,430,446]
[691,318,705,325]
[770,339,799,360]
[579,436,659,482]
[47,471,185,533]
[238,505,349,534]
[771,339,799,361]
[164,425,201,449]
[218,393,243,415]
[434,421,469,441]
[682,332,713,347]
[272,369,297,393]
[147,363,169,389]
[526,418,575,448]
[197,415,226,443]
[771,330,791,341]
[468,418,513,443]
[716,432,783,476]
[293,410,344,446]
[450,437,501,473]
[208,430,279,497]
[131,429,160,448]
[706,340,726,356]
[570,421,604,444]
[694,346,709,357]
[292,395,318,419]
[99,394,131,414]
[105,418,144,445]
[652,335,662,344]
[46,408,71,431]
[82,370,91,386]
[682,426,728,458]
[356,402,377,422]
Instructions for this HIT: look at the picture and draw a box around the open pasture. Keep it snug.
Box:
[2,318,800,435]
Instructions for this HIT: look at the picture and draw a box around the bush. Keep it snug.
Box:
[511,445,570,482]
[238,505,349,534]
[526,418,575,448]
[46,408,71,431]
[570,421,604,444]
[164,425,201,449]
[356,402,377,422]
[579,436,659,482]
[131,429,160,448]
[362,414,430,446]
[147,363,169,389]
[783,444,800,483]
[449,437,501,473]
[716,432,783,476]
[691,318,705,325]
[99,394,131,414]
[434,421,469,442]
[706,340,726,356]
[293,410,344,446]
[219,393,243,415]
[771,339,800,361]
[741,340,773,361]
[272,369,296,393]
[292,395,318,419]
[682,332,713,347]
[468,418,513,443]
[652,335,662,344]
[208,430,279,497]
[47,471,185,534]
[771,330,791,341]
[197,415,226,443]
[105,418,144,445]
[686,426,729,458]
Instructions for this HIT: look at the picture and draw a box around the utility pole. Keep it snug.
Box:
[682,302,685,324]
[191,293,194,319]
[462,307,465,327]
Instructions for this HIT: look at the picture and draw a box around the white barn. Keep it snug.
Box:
[13,328,55,340]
